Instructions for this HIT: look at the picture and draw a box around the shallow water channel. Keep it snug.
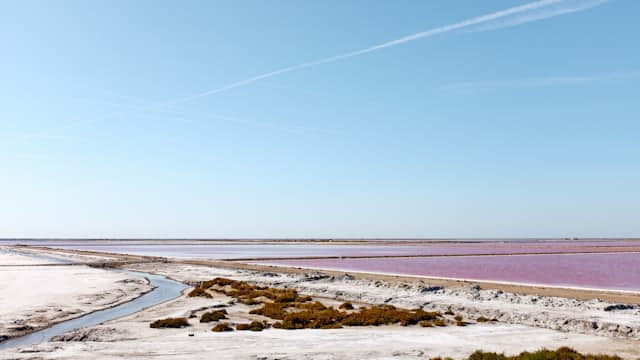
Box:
[0,270,188,350]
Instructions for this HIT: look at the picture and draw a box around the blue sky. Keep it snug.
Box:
[1,0,638,238]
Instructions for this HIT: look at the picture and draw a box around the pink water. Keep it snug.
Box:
[4,239,639,291]
[2,240,638,260]
[259,252,640,292]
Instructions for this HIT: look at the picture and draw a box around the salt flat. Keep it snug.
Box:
[0,250,152,341]
[4,323,639,360]
[0,249,57,266]
[2,248,639,359]
[2,271,638,360]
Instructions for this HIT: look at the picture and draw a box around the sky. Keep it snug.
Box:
[1,0,639,239]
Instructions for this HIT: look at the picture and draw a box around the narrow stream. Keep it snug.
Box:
[0,270,188,351]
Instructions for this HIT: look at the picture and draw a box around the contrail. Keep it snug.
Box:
[164,0,607,106]
[443,69,640,92]
[474,0,609,31]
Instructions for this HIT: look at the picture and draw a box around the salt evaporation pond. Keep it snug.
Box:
[2,240,639,260]
[258,252,640,292]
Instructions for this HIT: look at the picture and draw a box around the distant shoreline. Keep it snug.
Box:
[2,237,640,244]
[8,243,640,303]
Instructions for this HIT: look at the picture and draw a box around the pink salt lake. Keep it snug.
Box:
[258,252,640,292]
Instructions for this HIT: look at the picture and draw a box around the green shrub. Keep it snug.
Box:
[149,317,189,328]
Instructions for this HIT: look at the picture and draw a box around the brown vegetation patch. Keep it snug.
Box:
[339,302,354,310]
[187,287,212,298]
[466,347,621,360]
[211,323,233,332]
[149,317,189,329]
[444,307,455,316]
[297,301,327,311]
[273,308,345,329]
[235,321,269,331]
[198,277,445,330]
[249,302,289,320]
[475,316,498,323]
[270,304,442,330]
[434,319,447,327]
[342,306,441,327]
[200,277,310,305]
[200,309,228,323]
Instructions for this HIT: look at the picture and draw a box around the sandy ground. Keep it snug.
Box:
[0,250,152,342]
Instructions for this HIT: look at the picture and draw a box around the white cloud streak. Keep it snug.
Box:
[32,0,609,140]
[473,0,609,31]
[163,0,609,106]
[443,70,640,92]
